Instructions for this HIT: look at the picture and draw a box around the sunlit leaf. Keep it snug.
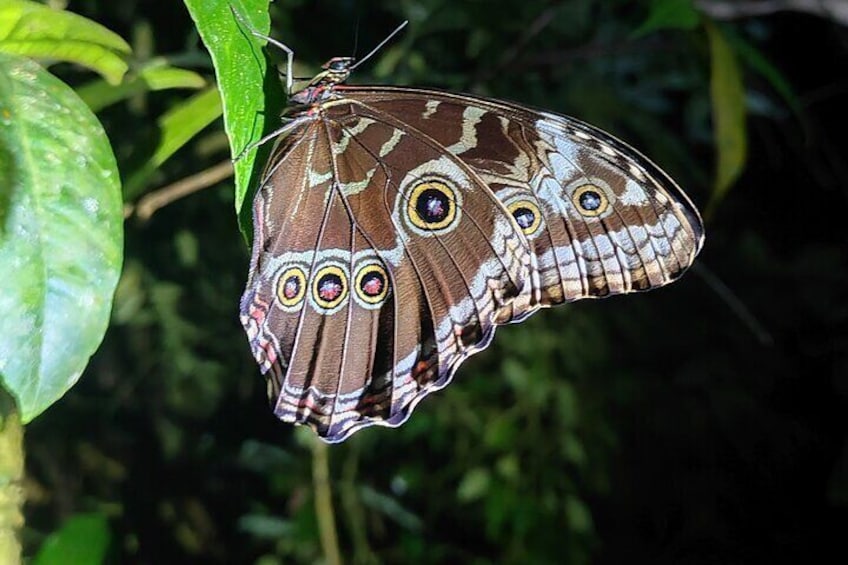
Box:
[0,0,130,85]
[184,0,284,237]
[77,63,207,112]
[706,21,747,216]
[0,52,122,422]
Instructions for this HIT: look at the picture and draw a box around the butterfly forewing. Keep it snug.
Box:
[341,87,704,321]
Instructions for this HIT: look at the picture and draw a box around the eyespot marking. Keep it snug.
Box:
[354,261,390,308]
[571,184,610,217]
[407,179,460,233]
[311,264,348,312]
[276,266,307,310]
[506,199,543,237]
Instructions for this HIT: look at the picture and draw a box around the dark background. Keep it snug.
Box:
[24,1,848,563]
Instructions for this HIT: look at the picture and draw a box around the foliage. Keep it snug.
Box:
[2,0,845,564]
[184,0,283,236]
[31,513,110,565]
[0,43,122,421]
[705,19,746,216]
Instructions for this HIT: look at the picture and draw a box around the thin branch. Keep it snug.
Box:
[473,2,565,86]
[519,35,669,69]
[692,262,774,346]
[340,442,377,564]
[128,160,234,220]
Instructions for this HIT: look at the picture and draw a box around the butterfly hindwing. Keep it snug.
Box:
[241,98,534,441]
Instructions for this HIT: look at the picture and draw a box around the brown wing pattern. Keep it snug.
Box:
[240,99,532,441]
[241,84,704,442]
[344,87,704,321]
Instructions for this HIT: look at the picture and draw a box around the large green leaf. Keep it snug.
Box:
[184,0,284,237]
[0,52,123,422]
[706,21,747,217]
[0,0,130,85]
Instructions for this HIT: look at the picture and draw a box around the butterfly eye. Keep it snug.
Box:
[571,184,610,217]
[312,264,349,312]
[407,179,459,232]
[354,262,390,308]
[276,266,307,309]
[506,199,543,237]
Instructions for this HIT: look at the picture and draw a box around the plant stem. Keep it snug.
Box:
[312,437,342,565]
[0,389,24,565]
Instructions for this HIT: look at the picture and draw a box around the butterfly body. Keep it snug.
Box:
[240,57,704,442]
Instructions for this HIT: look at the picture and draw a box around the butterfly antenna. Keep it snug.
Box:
[351,14,362,59]
[349,20,408,71]
[229,5,294,95]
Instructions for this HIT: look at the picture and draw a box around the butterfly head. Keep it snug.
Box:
[324,57,355,72]
[313,57,355,86]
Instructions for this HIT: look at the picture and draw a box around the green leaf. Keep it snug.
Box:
[726,31,802,117]
[0,0,130,85]
[564,495,593,535]
[238,514,294,539]
[77,62,207,113]
[122,86,223,199]
[457,467,491,502]
[706,21,747,217]
[0,53,123,422]
[184,0,284,238]
[32,513,111,565]
[633,0,700,37]
[561,432,588,467]
[359,486,422,531]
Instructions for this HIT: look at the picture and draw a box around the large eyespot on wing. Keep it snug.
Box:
[344,88,704,319]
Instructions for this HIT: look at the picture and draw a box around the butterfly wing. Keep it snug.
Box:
[240,99,533,442]
[342,87,705,321]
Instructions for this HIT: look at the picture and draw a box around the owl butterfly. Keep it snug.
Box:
[238,19,704,443]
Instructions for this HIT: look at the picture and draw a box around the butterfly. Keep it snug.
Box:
[238,21,705,443]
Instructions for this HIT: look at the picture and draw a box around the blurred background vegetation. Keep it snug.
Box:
[13,0,848,563]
